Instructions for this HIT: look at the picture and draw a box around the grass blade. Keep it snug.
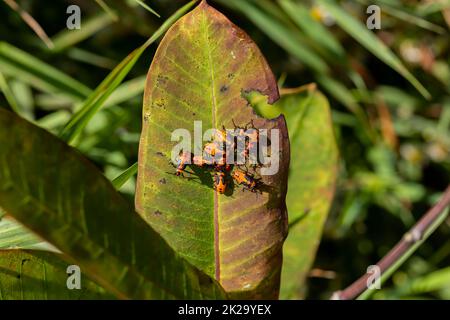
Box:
[94,0,119,21]
[218,0,329,73]
[358,207,449,300]
[0,42,91,99]
[3,0,54,49]
[0,71,20,113]
[368,0,446,34]
[278,0,345,58]
[317,0,431,99]
[134,0,161,18]
[66,47,117,69]
[51,12,115,52]
[104,76,146,106]
[112,162,138,189]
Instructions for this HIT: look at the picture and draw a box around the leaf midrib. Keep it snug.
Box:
[202,7,221,282]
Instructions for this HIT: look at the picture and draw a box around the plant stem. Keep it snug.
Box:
[331,184,450,300]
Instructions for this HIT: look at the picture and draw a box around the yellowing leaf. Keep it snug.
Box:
[136,1,289,299]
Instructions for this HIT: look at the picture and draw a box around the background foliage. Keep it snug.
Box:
[0,0,449,299]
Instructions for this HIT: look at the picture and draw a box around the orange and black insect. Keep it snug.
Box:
[203,140,227,168]
[174,151,192,176]
[232,169,260,192]
[231,119,260,164]
[214,171,227,194]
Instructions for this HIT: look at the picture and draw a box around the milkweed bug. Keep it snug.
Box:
[174,151,192,176]
[231,119,260,165]
[231,169,260,193]
[214,171,227,194]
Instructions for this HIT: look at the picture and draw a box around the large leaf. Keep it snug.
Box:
[0,108,225,299]
[279,91,338,299]
[247,89,338,299]
[136,1,289,299]
[0,250,112,299]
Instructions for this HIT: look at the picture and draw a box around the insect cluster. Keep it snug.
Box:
[174,121,263,194]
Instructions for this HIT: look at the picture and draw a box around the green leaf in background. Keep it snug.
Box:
[0,42,91,100]
[94,0,119,21]
[136,1,289,299]
[104,76,146,107]
[363,0,446,34]
[51,12,115,52]
[373,266,450,299]
[217,0,329,73]
[317,0,431,99]
[0,71,20,113]
[0,108,225,299]
[0,216,58,252]
[59,0,198,144]
[246,88,338,299]
[279,90,338,299]
[0,250,113,299]
[277,0,345,59]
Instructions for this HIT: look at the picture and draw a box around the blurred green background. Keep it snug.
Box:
[0,0,449,299]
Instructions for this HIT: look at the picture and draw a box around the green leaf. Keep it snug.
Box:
[317,0,431,99]
[0,42,90,100]
[0,108,225,299]
[0,250,113,299]
[246,89,338,298]
[59,0,198,144]
[136,1,289,299]
[280,91,338,299]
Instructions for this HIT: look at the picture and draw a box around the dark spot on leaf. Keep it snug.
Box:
[192,112,196,116]
[220,85,229,93]
[153,98,166,109]
[156,74,168,85]
[21,259,30,266]
[227,73,234,79]
[154,210,162,216]
[159,178,167,184]
[156,152,164,157]
[16,274,20,279]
